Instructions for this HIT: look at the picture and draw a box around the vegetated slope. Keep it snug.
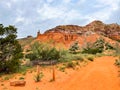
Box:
[18,36,35,49]
[36,20,120,49]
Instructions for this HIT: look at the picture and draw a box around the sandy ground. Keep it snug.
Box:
[0,56,120,90]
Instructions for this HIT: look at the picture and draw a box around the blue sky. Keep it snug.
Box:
[0,0,120,38]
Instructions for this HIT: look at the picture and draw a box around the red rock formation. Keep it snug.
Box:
[36,20,120,49]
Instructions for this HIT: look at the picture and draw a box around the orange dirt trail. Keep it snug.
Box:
[0,56,120,90]
[60,56,120,90]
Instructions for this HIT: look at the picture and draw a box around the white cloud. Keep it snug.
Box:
[46,0,54,3]
[63,0,72,3]
[89,8,112,21]
[0,0,119,38]
[64,10,82,23]
[90,0,120,23]
[15,16,25,23]
[6,2,12,8]
[37,4,67,20]
[96,0,119,11]
[11,0,16,2]
[78,0,86,5]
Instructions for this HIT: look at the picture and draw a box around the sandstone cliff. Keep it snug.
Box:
[36,20,120,49]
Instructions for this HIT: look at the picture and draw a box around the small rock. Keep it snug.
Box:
[10,80,26,86]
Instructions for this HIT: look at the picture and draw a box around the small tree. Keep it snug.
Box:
[69,41,79,54]
[0,24,23,73]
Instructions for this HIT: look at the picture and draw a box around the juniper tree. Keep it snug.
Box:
[0,24,23,73]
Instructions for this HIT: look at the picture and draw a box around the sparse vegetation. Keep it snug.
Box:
[69,41,79,54]
[114,42,120,56]
[34,72,44,82]
[59,66,66,72]
[36,87,40,90]
[2,74,13,81]
[115,57,120,66]
[72,55,84,61]
[66,61,76,69]
[22,71,26,76]
[82,38,114,54]
[26,42,67,62]
[87,56,94,61]
[3,76,10,81]
[19,77,25,80]
[18,65,32,74]
[18,37,35,48]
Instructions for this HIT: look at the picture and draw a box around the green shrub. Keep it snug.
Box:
[3,75,13,81]
[114,43,120,56]
[34,72,44,82]
[72,55,84,61]
[115,58,120,66]
[3,76,10,80]
[66,61,75,68]
[19,77,25,80]
[58,53,73,62]
[22,71,26,75]
[87,57,94,61]
[75,61,79,65]
[26,42,67,62]
[18,65,32,74]
[59,66,66,72]
[82,48,102,54]
[69,41,79,54]
[82,38,114,54]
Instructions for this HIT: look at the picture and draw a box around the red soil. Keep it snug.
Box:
[0,56,120,90]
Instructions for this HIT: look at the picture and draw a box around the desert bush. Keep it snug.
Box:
[82,38,114,54]
[3,76,10,80]
[58,53,73,62]
[69,41,79,54]
[115,57,120,66]
[18,65,32,74]
[59,66,66,72]
[26,42,67,62]
[114,42,120,56]
[3,75,13,81]
[22,71,26,75]
[34,72,44,82]
[87,56,94,61]
[72,55,84,61]
[19,77,25,80]
[66,61,76,68]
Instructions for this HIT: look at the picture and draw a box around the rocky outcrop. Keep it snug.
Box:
[36,20,120,48]
[44,20,120,41]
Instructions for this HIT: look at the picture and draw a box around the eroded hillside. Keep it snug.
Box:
[36,20,120,49]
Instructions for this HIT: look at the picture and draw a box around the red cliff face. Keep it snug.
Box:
[36,20,120,48]
[36,31,100,49]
